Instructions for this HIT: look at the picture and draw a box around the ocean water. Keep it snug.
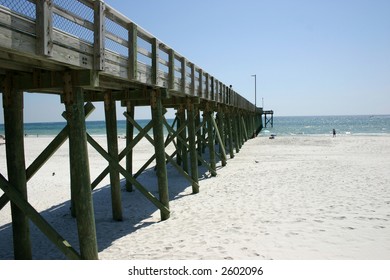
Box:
[0,115,389,137]
[0,119,172,137]
[260,115,390,136]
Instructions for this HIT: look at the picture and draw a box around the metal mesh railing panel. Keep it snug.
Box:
[52,0,93,44]
[105,17,128,57]
[105,38,128,58]
[53,0,93,22]
[53,13,93,43]
[0,0,36,20]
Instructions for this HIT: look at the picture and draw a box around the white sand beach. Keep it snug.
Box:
[0,135,389,260]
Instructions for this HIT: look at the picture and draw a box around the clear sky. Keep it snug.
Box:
[0,0,389,123]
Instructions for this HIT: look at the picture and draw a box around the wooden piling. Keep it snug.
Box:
[126,102,135,192]
[195,106,202,166]
[211,113,227,166]
[178,105,189,173]
[187,98,199,194]
[233,111,240,153]
[226,110,235,159]
[104,91,123,221]
[2,75,32,259]
[206,105,217,176]
[64,72,98,259]
[151,90,170,220]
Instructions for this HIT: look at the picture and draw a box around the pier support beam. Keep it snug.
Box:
[177,105,188,173]
[64,72,98,259]
[2,75,32,259]
[187,98,199,194]
[104,91,123,221]
[226,110,234,159]
[151,90,170,221]
[233,111,240,153]
[125,102,134,192]
[205,104,217,176]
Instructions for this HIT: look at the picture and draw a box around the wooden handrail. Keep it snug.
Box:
[0,0,260,111]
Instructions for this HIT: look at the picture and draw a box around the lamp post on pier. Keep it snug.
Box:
[251,74,257,113]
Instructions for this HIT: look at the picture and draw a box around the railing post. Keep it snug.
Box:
[205,73,210,100]
[181,57,187,94]
[190,63,195,96]
[168,49,175,90]
[128,23,138,80]
[94,0,106,71]
[151,38,159,85]
[36,0,53,57]
[210,76,214,101]
[198,69,203,98]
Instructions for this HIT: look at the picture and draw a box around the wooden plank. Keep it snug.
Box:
[0,7,36,35]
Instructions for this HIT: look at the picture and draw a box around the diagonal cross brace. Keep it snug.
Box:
[0,103,95,211]
[124,112,199,188]
[91,119,154,189]
[86,134,170,216]
[0,174,81,260]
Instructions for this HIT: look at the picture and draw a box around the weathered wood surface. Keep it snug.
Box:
[0,0,256,111]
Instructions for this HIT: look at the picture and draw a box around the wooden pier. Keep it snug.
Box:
[263,110,274,128]
[0,0,270,259]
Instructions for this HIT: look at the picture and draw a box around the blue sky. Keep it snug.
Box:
[1,0,389,123]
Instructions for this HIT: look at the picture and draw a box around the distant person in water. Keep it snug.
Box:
[333,129,336,137]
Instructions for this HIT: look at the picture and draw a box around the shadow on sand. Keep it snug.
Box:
[0,155,221,259]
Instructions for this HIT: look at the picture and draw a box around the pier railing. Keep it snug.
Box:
[0,0,254,111]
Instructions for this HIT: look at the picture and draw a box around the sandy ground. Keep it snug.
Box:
[0,135,389,260]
